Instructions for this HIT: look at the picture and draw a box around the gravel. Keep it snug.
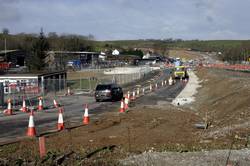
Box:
[172,70,201,106]
[121,149,250,166]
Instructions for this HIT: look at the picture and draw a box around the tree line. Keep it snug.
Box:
[172,40,250,63]
[0,28,95,71]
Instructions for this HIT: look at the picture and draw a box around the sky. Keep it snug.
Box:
[0,0,250,40]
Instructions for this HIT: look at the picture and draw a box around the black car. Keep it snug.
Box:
[95,83,123,102]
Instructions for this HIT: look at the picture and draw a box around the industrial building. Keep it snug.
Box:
[0,71,67,95]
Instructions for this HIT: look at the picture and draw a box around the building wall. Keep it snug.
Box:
[0,71,67,95]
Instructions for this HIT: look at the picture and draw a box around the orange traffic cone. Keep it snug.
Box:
[132,91,136,100]
[53,99,59,108]
[127,91,130,100]
[169,76,173,85]
[21,99,28,113]
[83,104,89,125]
[4,99,13,115]
[67,87,72,95]
[57,107,64,130]
[27,110,36,137]
[137,88,140,97]
[38,97,43,111]
[124,96,129,110]
[119,99,125,113]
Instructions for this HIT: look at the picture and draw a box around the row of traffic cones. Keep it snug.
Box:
[119,88,141,113]
[3,97,61,116]
[119,76,176,113]
[26,104,90,137]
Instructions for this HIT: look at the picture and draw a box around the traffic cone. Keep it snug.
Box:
[169,76,173,85]
[127,91,130,100]
[150,84,152,91]
[4,99,13,115]
[67,87,72,95]
[21,99,28,113]
[57,107,64,131]
[132,91,136,100]
[38,97,43,111]
[83,104,89,125]
[119,99,125,113]
[27,110,36,137]
[6,99,13,115]
[124,96,129,110]
[137,88,140,97]
[53,99,59,108]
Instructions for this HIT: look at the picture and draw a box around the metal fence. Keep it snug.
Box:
[0,68,155,108]
[67,72,144,91]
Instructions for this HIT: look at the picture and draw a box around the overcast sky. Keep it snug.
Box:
[0,0,249,40]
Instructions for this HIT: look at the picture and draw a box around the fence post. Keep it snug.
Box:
[39,136,46,158]
[0,83,4,108]
[89,78,91,91]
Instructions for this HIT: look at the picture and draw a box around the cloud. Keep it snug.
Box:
[0,0,21,23]
[0,0,249,40]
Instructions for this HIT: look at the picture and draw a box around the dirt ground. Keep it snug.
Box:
[67,71,104,80]
[169,49,202,60]
[1,67,250,165]
[0,68,250,165]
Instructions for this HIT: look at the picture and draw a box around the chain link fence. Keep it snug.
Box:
[0,67,157,109]
[67,72,144,92]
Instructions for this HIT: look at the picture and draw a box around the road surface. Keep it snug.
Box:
[0,68,185,144]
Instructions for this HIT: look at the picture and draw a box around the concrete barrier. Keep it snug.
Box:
[104,66,156,75]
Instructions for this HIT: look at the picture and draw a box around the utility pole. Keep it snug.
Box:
[4,38,7,61]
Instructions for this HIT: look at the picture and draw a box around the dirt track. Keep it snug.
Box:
[1,60,250,165]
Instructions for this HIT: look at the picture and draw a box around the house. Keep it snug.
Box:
[112,49,119,56]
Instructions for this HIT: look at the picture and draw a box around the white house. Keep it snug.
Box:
[112,49,119,55]
[142,52,151,59]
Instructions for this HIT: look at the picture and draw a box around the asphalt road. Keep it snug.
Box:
[0,68,185,144]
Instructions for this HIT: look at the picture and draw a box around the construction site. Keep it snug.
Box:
[0,50,249,165]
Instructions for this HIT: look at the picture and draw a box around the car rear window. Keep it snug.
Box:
[96,85,111,90]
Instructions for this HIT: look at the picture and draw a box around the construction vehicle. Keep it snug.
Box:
[173,66,188,79]
[172,57,188,79]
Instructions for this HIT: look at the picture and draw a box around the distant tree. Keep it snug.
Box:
[87,34,95,40]
[48,32,58,38]
[28,28,50,71]
[121,49,144,58]
[2,28,9,35]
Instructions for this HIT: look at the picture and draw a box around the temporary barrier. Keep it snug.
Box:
[21,99,28,113]
[83,104,89,125]
[38,97,43,111]
[27,110,36,137]
[57,108,64,130]
[4,99,13,115]
[119,99,125,113]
